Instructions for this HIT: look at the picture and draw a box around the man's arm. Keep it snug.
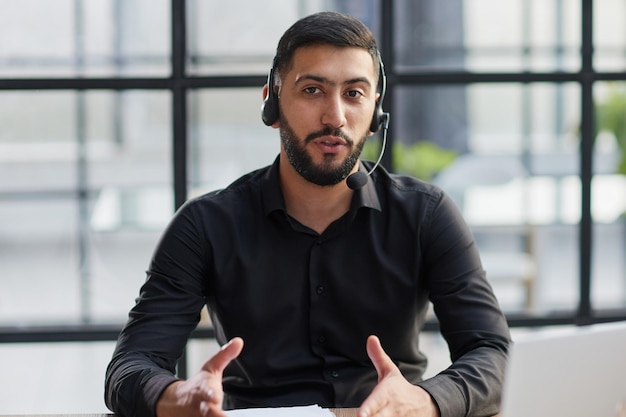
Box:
[359,333,508,417]
[105,200,213,417]
[105,350,181,417]
[417,191,512,417]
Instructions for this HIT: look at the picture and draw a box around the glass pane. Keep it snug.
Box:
[591,81,626,310]
[0,91,78,191]
[0,0,170,77]
[594,0,626,71]
[0,341,114,413]
[0,91,80,323]
[393,83,581,313]
[88,91,173,322]
[188,88,278,194]
[186,0,380,76]
[0,90,171,325]
[0,198,82,322]
[394,0,581,72]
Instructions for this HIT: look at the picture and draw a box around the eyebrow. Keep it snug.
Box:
[294,74,372,88]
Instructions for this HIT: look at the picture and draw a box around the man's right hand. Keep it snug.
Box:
[156,337,244,417]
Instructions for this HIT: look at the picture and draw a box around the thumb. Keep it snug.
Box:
[202,337,244,375]
[366,335,399,382]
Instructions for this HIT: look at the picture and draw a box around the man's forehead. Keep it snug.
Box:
[285,45,378,81]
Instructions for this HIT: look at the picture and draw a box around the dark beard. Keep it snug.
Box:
[279,115,366,186]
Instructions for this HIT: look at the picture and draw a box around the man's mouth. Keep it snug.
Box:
[314,137,347,153]
[318,137,345,146]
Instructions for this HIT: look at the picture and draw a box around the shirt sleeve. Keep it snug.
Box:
[104,200,210,417]
[417,191,512,417]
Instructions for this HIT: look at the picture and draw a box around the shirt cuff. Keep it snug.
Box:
[417,377,466,417]
[143,372,181,417]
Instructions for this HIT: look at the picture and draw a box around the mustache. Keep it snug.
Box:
[305,127,353,145]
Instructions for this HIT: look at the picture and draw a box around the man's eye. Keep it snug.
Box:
[304,87,320,94]
[347,90,363,98]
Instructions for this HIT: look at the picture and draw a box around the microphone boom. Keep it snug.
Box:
[346,112,390,190]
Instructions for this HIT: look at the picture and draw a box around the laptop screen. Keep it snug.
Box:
[500,321,626,417]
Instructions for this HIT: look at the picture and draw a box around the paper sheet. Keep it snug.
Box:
[226,404,335,416]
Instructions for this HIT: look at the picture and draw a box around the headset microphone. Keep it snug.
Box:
[346,112,390,190]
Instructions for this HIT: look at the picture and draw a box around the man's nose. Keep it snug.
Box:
[320,94,347,128]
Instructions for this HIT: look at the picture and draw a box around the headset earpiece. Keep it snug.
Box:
[370,101,384,132]
[262,66,280,126]
[369,56,387,133]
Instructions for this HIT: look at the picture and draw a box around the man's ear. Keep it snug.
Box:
[262,84,269,101]
[262,84,281,128]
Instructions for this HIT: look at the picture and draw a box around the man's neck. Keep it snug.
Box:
[279,156,356,235]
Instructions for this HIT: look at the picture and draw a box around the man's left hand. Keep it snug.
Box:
[358,335,440,417]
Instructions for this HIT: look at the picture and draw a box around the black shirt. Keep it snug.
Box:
[105,157,511,417]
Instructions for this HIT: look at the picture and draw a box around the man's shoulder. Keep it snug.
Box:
[186,164,273,209]
[373,165,444,200]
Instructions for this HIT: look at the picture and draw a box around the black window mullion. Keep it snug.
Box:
[379,0,394,171]
[578,0,594,323]
[172,0,187,211]
[171,0,189,379]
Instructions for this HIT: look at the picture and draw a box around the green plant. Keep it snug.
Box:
[595,82,626,175]
[362,140,457,182]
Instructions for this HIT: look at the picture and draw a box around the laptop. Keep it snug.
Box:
[500,321,626,417]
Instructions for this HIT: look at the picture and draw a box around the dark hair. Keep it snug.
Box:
[273,11,380,76]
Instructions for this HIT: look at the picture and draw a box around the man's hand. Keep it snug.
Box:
[358,335,440,417]
[156,337,244,417]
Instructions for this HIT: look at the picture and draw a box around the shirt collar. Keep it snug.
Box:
[351,161,382,212]
[261,157,382,216]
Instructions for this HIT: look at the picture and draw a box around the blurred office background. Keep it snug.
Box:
[1,0,625,413]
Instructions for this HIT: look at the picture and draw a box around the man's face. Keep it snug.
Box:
[276,44,378,186]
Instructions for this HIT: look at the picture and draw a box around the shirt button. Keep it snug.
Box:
[331,370,339,379]
[316,285,325,295]
[318,335,326,344]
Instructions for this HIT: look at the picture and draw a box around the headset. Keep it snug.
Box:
[262,52,388,133]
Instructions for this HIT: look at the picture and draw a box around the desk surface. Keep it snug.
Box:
[332,409,357,417]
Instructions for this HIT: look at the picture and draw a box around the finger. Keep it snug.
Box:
[200,400,229,417]
[358,336,394,417]
[201,337,244,375]
[358,390,389,417]
[200,401,209,416]
[366,335,398,381]
[195,386,215,402]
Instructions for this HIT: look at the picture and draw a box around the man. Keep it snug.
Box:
[105,11,511,417]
